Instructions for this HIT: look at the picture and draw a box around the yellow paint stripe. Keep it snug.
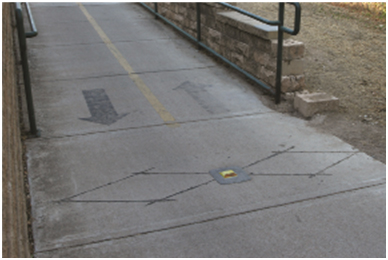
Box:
[78,3,179,127]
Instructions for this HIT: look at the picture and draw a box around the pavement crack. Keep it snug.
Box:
[66,199,175,203]
[309,153,357,178]
[242,146,295,169]
[281,151,360,154]
[57,169,210,205]
[250,172,332,177]
[58,168,154,202]
[136,171,209,175]
[146,179,215,206]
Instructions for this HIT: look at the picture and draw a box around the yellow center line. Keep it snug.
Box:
[78,3,179,127]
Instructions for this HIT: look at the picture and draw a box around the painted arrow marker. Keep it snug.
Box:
[80,88,128,125]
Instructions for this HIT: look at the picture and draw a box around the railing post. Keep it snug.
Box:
[15,3,39,137]
[196,3,201,49]
[154,3,158,19]
[140,2,301,104]
[275,3,285,104]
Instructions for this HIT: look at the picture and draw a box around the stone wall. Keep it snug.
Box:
[2,3,31,258]
[144,3,305,92]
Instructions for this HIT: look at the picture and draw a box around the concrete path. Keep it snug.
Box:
[26,3,385,257]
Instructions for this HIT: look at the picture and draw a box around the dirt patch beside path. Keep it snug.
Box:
[236,3,386,163]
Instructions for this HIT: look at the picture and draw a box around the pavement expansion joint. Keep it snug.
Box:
[37,181,386,256]
[32,73,130,83]
[130,65,217,75]
[34,111,277,140]
[31,35,182,48]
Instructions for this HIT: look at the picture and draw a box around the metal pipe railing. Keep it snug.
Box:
[24,2,38,38]
[15,2,40,137]
[140,2,301,104]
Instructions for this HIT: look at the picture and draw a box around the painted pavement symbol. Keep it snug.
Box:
[80,88,128,125]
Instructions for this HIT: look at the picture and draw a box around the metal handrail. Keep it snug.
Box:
[219,3,301,36]
[140,2,301,104]
[24,2,38,38]
[15,2,40,137]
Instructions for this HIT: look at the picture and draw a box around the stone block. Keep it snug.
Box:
[208,27,222,42]
[255,37,272,53]
[187,3,196,10]
[244,60,258,75]
[224,23,240,38]
[201,4,216,16]
[186,10,197,21]
[238,30,254,45]
[282,59,304,75]
[285,40,305,60]
[174,13,184,23]
[281,75,305,92]
[253,51,271,67]
[214,19,224,33]
[271,39,305,60]
[258,66,276,87]
[177,5,186,15]
[236,41,249,57]
[203,15,217,30]
[294,92,339,118]
[231,52,244,67]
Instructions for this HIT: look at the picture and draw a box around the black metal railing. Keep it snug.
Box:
[15,2,39,137]
[140,3,301,104]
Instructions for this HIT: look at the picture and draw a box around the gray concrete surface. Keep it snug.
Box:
[26,3,385,257]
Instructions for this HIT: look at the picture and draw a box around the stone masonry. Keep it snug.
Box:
[2,3,31,258]
[144,3,305,92]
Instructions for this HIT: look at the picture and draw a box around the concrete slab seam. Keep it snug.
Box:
[32,65,217,84]
[31,37,184,48]
[35,181,386,255]
[30,111,277,140]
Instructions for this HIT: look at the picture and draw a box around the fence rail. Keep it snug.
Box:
[15,2,39,137]
[140,2,301,104]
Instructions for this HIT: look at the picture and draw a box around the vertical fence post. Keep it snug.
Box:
[275,3,284,104]
[154,3,158,19]
[15,3,39,137]
[140,2,300,104]
[196,3,201,50]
